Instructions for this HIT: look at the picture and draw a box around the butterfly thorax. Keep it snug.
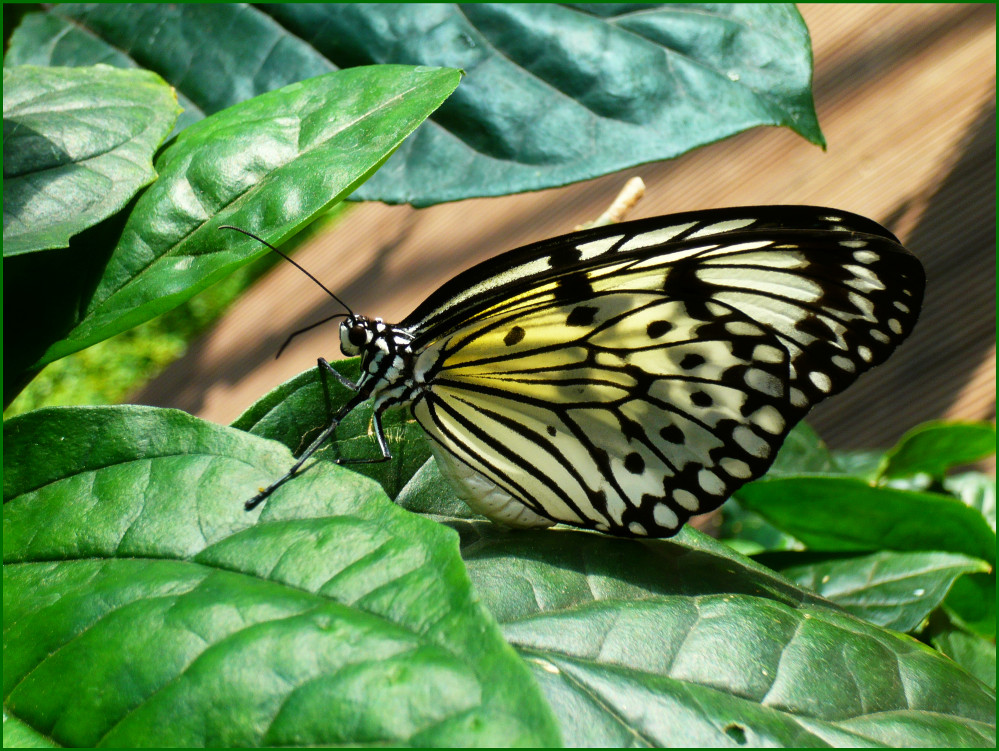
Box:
[339,315,420,409]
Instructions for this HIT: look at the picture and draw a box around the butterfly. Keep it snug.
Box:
[225,205,924,537]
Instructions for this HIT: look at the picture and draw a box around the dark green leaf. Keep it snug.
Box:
[24,65,460,372]
[944,572,997,640]
[3,64,180,255]
[736,476,996,565]
[932,628,997,691]
[396,460,996,747]
[761,550,990,633]
[7,4,824,206]
[231,359,431,499]
[877,421,997,482]
[3,406,560,747]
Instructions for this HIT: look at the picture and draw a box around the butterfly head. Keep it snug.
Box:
[339,315,376,356]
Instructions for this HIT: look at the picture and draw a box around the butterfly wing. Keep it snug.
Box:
[406,207,924,536]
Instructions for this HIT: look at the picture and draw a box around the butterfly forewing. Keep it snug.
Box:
[403,207,924,536]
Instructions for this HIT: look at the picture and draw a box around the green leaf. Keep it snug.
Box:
[396,461,996,747]
[3,64,180,256]
[877,421,997,482]
[18,65,460,377]
[7,4,824,206]
[944,572,997,640]
[945,472,997,533]
[932,628,997,691]
[736,476,997,565]
[3,406,560,747]
[2,715,58,749]
[717,423,828,555]
[231,359,431,499]
[767,421,836,476]
[717,496,802,556]
[757,550,990,633]
[830,449,885,480]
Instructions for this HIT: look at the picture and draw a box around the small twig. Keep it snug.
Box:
[575,177,646,231]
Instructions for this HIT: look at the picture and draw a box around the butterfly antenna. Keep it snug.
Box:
[219,225,354,316]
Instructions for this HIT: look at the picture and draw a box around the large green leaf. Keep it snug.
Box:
[757,550,990,633]
[6,3,824,206]
[6,65,460,398]
[736,476,997,565]
[3,406,560,747]
[3,64,180,256]
[395,461,996,747]
[877,421,996,482]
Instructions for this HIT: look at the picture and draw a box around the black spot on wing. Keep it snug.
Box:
[567,305,599,326]
[690,391,713,407]
[647,320,673,338]
[680,353,706,370]
[553,272,593,304]
[624,452,645,474]
[504,326,526,346]
[660,424,684,444]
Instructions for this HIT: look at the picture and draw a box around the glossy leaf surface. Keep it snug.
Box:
[763,550,989,633]
[736,476,996,565]
[11,65,459,380]
[397,460,997,747]
[877,421,996,481]
[6,3,824,206]
[3,407,560,747]
[3,64,179,256]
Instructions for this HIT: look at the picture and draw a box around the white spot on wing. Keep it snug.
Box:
[832,355,855,372]
[655,504,681,527]
[810,371,832,392]
[853,250,879,264]
[618,223,696,251]
[576,235,623,260]
[672,490,699,512]
[720,458,752,478]
[857,345,873,362]
[751,405,785,435]
[888,318,903,334]
[871,329,890,343]
[628,521,647,535]
[698,469,725,495]
[734,425,769,458]
[753,344,784,364]
[840,239,867,248]
[688,217,757,238]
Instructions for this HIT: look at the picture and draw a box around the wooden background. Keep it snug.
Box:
[132,4,997,455]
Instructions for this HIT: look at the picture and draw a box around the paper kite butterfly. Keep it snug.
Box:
[225,205,924,537]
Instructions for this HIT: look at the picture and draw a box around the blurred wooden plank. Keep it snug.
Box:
[131,4,996,455]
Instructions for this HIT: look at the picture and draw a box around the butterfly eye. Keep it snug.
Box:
[348,324,367,347]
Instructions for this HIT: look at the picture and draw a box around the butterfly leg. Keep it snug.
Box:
[318,356,359,392]
[316,357,391,465]
[245,391,368,510]
[335,409,392,465]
